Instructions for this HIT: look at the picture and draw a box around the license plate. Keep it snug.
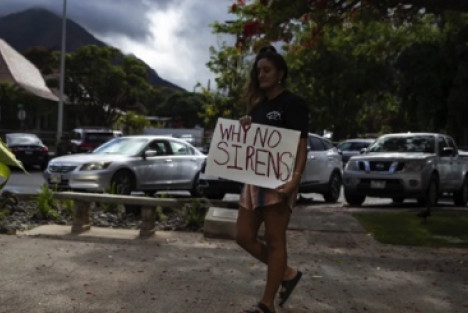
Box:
[25,151,32,155]
[370,180,386,189]
[50,173,62,184]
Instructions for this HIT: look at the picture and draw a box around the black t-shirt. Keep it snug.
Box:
[249,90,309,138]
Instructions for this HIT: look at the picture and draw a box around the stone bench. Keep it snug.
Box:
[53,191,211,238]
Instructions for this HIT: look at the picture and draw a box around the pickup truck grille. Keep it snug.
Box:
[358,161,404,173]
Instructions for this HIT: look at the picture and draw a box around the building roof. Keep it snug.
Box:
[0,38,58,101]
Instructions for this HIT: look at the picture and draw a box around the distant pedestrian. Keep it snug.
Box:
[236,45,309,313]
[55,135,76,156]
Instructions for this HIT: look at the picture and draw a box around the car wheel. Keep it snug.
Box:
[112,170,138,215]
[392,197,404,204]
[344,189,365,206]
[111,170,135,195]
[419,174,438,207]
[323,171,342,203]
[190,173,202,197]
[453,176,468,206]
[40,161,48,171]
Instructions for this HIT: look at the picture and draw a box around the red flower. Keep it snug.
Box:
[237,0,245,5]
[231,3,237,12]
[244,21,260,37]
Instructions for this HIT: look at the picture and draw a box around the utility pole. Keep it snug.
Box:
[57,0,67,144]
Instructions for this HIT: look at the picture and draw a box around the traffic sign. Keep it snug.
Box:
[17,109,26,121]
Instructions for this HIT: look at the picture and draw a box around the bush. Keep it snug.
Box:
[183,199,208,230]
[34,184,60,220]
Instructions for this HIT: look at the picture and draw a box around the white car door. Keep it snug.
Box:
[302,136,328,184]
[444,136,461,189]
[136,140,175,188]
[168,140,201,188]
[436,136,453,191]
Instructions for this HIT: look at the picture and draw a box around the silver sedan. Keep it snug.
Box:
[44,135,206,196]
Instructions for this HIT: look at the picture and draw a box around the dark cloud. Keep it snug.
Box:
[0,0,173,40]
[0,0,234,90]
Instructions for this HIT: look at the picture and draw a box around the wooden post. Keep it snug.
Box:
[139,206,156,238]
[71,200,91,234]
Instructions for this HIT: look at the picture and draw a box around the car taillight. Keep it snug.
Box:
[79,143,93,151]
[41,147,49,152]
[10,147,19,153]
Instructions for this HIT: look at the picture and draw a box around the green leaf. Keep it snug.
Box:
[0,163,10,189]
[0,139,26,172]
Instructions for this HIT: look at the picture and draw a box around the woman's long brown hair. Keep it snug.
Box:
[241,46,288,112]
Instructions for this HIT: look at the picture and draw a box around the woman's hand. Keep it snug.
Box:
[275,173,301,198]
[239,115,252,130]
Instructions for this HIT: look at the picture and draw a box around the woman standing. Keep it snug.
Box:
[237,46,309,313]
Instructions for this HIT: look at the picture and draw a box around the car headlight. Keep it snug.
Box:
[80,162,112,171]
[345,160,359,171]
[404,160,427,172]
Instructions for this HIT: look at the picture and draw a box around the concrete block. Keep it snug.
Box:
[203,207,238,239]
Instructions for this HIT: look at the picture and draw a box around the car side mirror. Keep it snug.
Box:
[360,148,367,154]
[337,149,343,155]
[441,147,454,157]
[144,150,158,158]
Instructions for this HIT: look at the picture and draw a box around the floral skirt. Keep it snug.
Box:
[239,184,298,211]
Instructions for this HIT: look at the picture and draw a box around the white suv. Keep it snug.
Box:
[200,133,343,202]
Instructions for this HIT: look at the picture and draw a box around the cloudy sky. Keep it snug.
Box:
[0,0,235,91]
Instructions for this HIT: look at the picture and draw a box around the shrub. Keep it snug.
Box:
[183,199,208,230]
[34,184,60,220]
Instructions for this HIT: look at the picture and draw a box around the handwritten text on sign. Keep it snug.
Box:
[205,118,300,189]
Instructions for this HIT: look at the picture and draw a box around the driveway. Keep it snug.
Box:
[0,198,467,313]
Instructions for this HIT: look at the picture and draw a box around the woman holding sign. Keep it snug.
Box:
[237,46,309,313]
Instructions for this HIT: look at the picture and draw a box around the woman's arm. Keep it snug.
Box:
[276,137,308,196]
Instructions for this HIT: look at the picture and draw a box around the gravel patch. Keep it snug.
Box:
[0,195,198,235]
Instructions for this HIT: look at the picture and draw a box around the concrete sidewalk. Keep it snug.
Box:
[1,205,467,313]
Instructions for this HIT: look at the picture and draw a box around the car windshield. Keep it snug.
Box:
[368,135,435,153]
[7,135,41,145]
[93,137,149,156]
[84,132,115,143]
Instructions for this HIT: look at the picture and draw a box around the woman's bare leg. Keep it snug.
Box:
[236,204,297,312]
[236,206,267,262]
[260,202,291,310]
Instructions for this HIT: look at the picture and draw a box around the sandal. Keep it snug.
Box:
[243,302,275,313]
[279,270,302,306]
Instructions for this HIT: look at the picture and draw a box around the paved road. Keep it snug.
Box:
[3,171,460,209]
[3,168,45,194]
[1,203,467,313]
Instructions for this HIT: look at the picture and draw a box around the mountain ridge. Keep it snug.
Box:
[0,8,184,91]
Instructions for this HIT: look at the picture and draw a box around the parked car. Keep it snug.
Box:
[337,138,375,164]
[199,133,343,202]
[343,132,468,206]
[71,127,122,153]
[44,135,206,196]
[5,133,49,170]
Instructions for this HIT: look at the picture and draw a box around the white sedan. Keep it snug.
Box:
[44,135,206,196]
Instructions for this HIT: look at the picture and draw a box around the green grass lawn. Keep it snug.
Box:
[353,210,468,248]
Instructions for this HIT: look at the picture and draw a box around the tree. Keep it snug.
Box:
[23,46,57,75]
[199,43,248,128]
[153,91,206,128]
[63,45,151,127]
[208,1,468,142]
[116,111,150,135]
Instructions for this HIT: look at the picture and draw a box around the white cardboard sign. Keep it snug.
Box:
[205,118,300,189]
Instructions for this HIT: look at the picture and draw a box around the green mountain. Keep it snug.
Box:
[0,8,184,91]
